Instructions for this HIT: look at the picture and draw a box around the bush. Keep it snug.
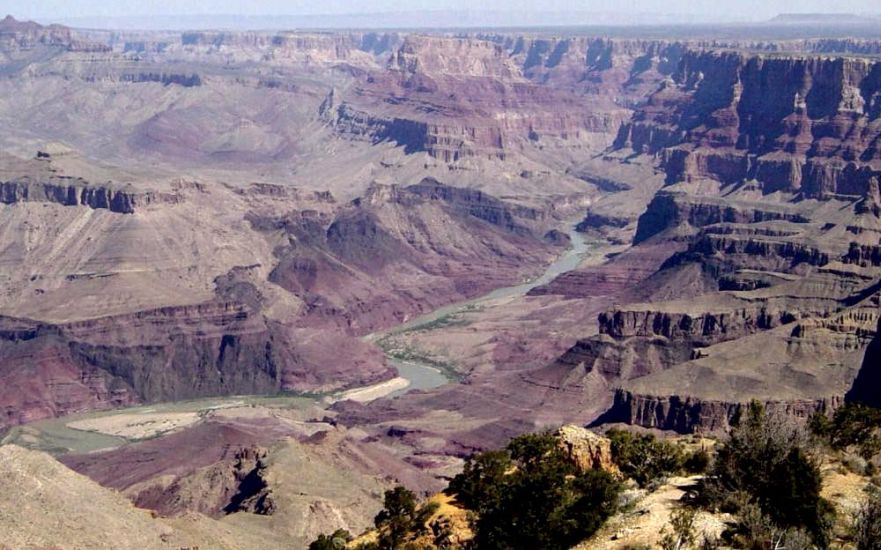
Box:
[660,507,697,550]
[808,411,832,442]
[447,449,508,513]
[372,486,438,550]
[309,529,353,550]
[724,501,814,550]
[701,401,833,547]
[607,429,685,487]
[451,432,622,550]
[844,455,870,476]
[830,403,881,455]
[853,490,881,550]
[684,449,712,475]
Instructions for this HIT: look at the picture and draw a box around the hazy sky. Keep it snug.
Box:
[4,0,880,21]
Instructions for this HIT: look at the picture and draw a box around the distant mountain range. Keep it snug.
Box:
[23,10,879,32]
[39,10,753,31]
[770,12,881,24]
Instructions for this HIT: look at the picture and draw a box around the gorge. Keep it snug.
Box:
[1,11,881,548]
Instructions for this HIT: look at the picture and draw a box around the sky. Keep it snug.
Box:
[6,0,881,18]
[4,0,880,21]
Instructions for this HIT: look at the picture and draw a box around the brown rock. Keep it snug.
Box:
[556,425,619,474]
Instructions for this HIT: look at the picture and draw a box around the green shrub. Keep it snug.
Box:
[701,402,834,548]
[808,411,832,442]
[607,429,685,487]
[660,507,697,550]
[724,501,814,550]
[684,449,712,475]
[309,529,353,550]
[373,486,437,550]
[853,490,881,550]
[451,432,622,550]
[831,403,881,453]
[447,449,508,513]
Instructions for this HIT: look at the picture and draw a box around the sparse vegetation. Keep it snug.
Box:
[311,406,881,549]
[374,486,438,549]
[700,401,834,547]
[828,403,881,459]
[853,488,881,550]
[726,501,814,550]
[607,429,686,487]
[660,507,697,550]
[309,528,353,550]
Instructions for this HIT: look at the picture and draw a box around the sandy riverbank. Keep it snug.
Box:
[332,377,411,403]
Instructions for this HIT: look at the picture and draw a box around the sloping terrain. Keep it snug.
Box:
[0,444,276,549]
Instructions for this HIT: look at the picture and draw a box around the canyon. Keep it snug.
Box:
[1,12,881,548]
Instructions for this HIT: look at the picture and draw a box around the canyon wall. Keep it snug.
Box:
[617,50,881,199]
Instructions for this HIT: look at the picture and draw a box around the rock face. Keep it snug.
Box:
[133,443,276,518]
[327,35,696,162]
[540,47,881,433]
[845,312,881,407]
[262,178,560,334]
[0,177,181,214]
[604,390,843,433]
[0,316,139,428]
[617,50,881,199]
[61,420,290,518]
[0,289,396,431]
[223,446,275,515]
[0,15,108,52]
[0,173,556,430]
[0,304,280,429]
[634,191,809,244]
[555,425,619,474]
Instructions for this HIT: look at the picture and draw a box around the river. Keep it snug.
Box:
[4,225,602,454]
[371,224,603,399]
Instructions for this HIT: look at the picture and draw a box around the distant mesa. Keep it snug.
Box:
[768,13,879,24]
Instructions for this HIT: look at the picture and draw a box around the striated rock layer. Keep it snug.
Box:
[617,50,881,199]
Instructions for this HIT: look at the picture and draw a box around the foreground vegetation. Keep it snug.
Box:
[311,401,881,550]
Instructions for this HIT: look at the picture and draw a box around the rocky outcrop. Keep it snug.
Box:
[222,446,275,516]
[263,179,558,334]
[577,212,630,232]
[541,304,793,387]
[0,303,278,431]
[844,242,881,267]
[177,31,395,62]
[618,50,881,199]
[63,302,283,403]
[0,15,109,52]
[391,36,520,79]
[845,312,881,407]
[0,177,181,214]
[62,420,293,518]
[333,34,679,161]
[0,318,139,429]
[118,72,202,87]
[555,425,618,474]
[605,389,843,433]
[126,445,276,517]
[393,178,543,234]
[332,97,622,162]
[666,233,831,273]
[0,293,392,430]
[633,191,809,244]
[598,307,794,345]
